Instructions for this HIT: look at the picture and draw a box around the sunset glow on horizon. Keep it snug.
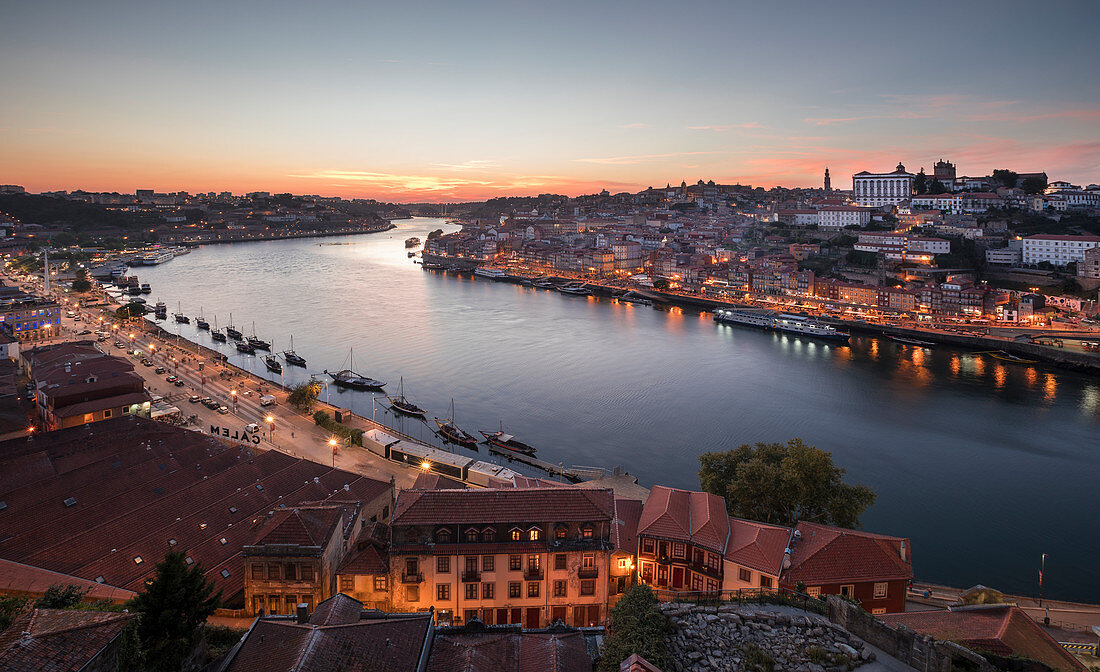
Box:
[2,0,1098,202]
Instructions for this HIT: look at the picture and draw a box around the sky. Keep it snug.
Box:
[1,0,1098,202]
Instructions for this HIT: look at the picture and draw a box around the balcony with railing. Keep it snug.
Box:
[577,566,599,579]
[400,572,424,584]
[523,567,544,580]
[461,570,481,583]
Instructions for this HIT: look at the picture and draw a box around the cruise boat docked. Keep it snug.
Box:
[473,267,507,280]
[713,309,849,342]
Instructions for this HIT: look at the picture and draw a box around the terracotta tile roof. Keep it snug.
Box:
[881,606,1086,672]
[612,499,643,554]
[725,518,791,576]
[429,627,591,672]
[392,488,615,526]
[785,521,912,585]
[309,593,364,626]
[0,608,134,672]
[338,523,390,575]
[637,486,729,554]
[249,506,349,548]
[413,472,468,490]
[0,558,135,603]
[223,612,432,672]
[53,390,149,418]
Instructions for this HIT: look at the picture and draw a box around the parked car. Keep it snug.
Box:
[217,406,229,415]
[189,395,201,403]
[165,375,177,383]
[173,380,185,387]
[141,359,154,367]
[76,329,92,335]
[154,367,167,374]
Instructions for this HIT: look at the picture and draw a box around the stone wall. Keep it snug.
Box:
[826,596,995,672]
[660,602,877,672]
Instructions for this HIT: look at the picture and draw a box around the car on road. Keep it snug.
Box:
[202,398,219,409]
[189,395,201,403]
[76,329,92,335]
[217,406,229,414]
[245,423,260,434]
[154,367,167,374]
[165,375,177,383]
[115,341,126,348]
[141,359,154,367]
[173,380,185,387]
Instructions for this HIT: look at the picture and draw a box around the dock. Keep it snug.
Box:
[485,444,608,482]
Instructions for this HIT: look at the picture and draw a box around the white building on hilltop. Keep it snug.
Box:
[1022,234,1100,266]
[853,163,915,207]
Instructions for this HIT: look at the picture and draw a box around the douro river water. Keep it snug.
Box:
[133,217,1100,603]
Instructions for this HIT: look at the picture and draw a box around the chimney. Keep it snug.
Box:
[900,539,907,562]
[296,603,309,624]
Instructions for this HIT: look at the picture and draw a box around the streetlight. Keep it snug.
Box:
[329,437,338,467]
[266,414,275,441]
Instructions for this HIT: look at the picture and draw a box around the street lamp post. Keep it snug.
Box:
[266,415,275,443]
[230,389,238,411]
[329,437,338,468]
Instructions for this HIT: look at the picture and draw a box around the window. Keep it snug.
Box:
[509,555,521,571]
[580,579,595,596]
[553,580,567,597]
[554,553,567,570]
[840,584,855,598]
[437,528,452,543]
[692,574,703,591]
[581,526,593,539]
[642,538,655,554]
[508,582,521,598]
[738,567,751,583]
[482,555,494,572]
[528,527,541,541]
[406,585,419,602]
[617,558,630,570]
[374,576,387,591]
[581,553,594,569]
[658,541,668,558]
[874,582,888,599]
[510,528,522,541]
[221,569,231,579]
[672,543,685,558]
[807,586,821,598]
[340,576,354,591]
[466,528,479,542]
[133,556,143,565]
[555,526,567,540]
[437,556,451,573]
[759,575,772,589]
[527,582,540,598]
[482,582,494,599]
[268,564,281,580]
[465,583,478,600]
[405,530,418,544]
[301,565,315,581]
[527,554,540,572]
[104,409,112,418]
[872,608,886,615]
[693,548,704,566]
[482,527,495,542]
[437,584,451,601]
[285,564,297,581]
[251,564,264,579]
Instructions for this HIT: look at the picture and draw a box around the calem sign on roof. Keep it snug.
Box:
[210,424,260,444]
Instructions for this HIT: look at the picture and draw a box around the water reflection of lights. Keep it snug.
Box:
[911,348,924,367]
[1081,386,1099,414]
[993,364,1007,389]
[869,340,879,361]
[973,357,985,376]
[949,355,961,375]
[1025,367,1038,387]
[1044,373,1057,402]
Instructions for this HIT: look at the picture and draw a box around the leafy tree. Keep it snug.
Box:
[288,380,322,410]
[36,584,88,609]
[427,228,444,240]
[53,231,78,247]
[116,303,145,320]
[914,168,927,195]
[992,169,1018,189]
[698,439,876,529]
[597,584,671,671]
[652,278,669,290]
[128,551,220,671]
[1021,176,1047,194]
[927,179,948,194]
[71,267,92,293]
[0,595,29,631]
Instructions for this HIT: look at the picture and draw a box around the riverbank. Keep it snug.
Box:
[166,222,396,246]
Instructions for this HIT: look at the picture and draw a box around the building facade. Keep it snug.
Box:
[1022,234,1100,266]
[852,164,915,207]
[636,486,730,595]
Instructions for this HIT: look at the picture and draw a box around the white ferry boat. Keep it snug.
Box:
[473,267,507,280]
[135,249,174,265]
[713,309,849,342]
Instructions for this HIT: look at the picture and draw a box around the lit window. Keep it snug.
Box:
[873,582,888,599]
[528,528,541,541]
[133,556,143,565]
[511,529,521,541]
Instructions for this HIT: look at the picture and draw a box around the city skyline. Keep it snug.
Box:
[2,0,1098,201]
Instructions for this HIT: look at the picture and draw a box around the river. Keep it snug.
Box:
[131,217,1100,603]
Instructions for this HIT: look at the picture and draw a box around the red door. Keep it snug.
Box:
[672,567,684,589]
[551,606,567,624]
[525,607,540,629]
[510,608,522,625]
[496,609,509,625]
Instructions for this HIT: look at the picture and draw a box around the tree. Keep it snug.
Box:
[698,439,876,529]
[36,584,87,609]
[128,551,220,671]
[1021,176,1047,194]
[992,169,1018,189]
[0,595,29,631]
[427,228,444,240]
[914,168,927,195]
[652,278,669,290]
[288,380,322,410]
[71,267,92,293]
[597,584,671,672]
[116,302,145,320]
[927,178,948,194]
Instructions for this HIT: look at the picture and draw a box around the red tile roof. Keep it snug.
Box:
[249,505,350,548]
[392,488,615,526]
[881,606,1086,672]
[725,518,791,576]
[612,499,643,554]
[413,472,468,490]
[785,521,912,585]
[429,627,591,672]
[637,486,729,554]
[0,558,135,603]
[0,608,134,672]
[338,523,390,575]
